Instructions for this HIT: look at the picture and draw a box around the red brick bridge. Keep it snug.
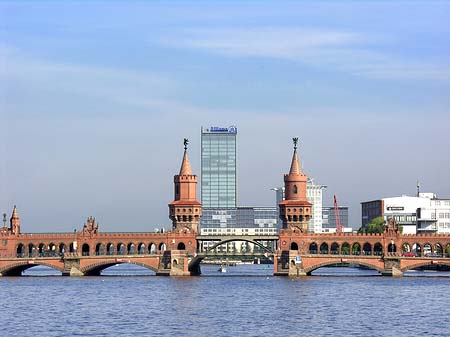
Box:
[1,212,450,277]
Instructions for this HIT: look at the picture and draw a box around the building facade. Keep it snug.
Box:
[201,126,237,208]
[322,206,349,233]
[361,193,450,234]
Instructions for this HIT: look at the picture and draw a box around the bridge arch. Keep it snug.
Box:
[304,259,385,275]
[374,242,383,256]
[341,242,350,255]
[0,261,64,276]
[81,260,159,276]
[351,242,361,255]
[402,261,450,273]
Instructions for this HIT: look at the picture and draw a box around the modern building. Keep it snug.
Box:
[322,206,349,233]
[201,126,237,208]
[199,207,278,252]
[361,193,450,234]
[272,178,326,233]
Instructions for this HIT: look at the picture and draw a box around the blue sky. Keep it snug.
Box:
[1,1,449,232]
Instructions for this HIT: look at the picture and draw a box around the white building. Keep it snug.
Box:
[273,178,327,233]
[362,192,450,234]
[417,197,450,234]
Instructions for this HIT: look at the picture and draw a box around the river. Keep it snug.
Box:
[1,264,449,336]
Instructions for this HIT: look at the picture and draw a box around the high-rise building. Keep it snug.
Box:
[201,126,237,208]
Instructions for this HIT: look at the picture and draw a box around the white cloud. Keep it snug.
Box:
[163,27,450,81]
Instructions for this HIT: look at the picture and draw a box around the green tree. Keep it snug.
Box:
[358,217,385,234]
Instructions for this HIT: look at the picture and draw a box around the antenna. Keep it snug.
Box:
[416,180,420,197]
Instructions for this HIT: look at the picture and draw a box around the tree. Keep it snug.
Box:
[358,217,385,234]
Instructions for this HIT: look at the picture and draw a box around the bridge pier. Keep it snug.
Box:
[382,258,403,277]
[274,250,307,277]
[62,258,84,276]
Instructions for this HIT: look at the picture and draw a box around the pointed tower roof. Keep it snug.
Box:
[289,137,302,175]
[11,205,19,219]
[179,138,193,176]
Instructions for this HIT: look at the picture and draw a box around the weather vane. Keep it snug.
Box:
[293,137,299,150]
[183,138,189,150]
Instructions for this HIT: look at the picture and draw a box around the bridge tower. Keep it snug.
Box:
[10,205,20,234]
[278,138,312,233]
[168,139,202,233]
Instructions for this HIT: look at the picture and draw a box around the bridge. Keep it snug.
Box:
[2,214,450,277]
[2,141,450,277]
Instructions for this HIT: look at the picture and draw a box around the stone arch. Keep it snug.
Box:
[82,243,90,256]
[106,243,114,255]
[402,261,450,273]
[159,243,166,252]
[374,242,383,256]
[331,242,339,254]
[290,242,299,251]
[445,243,450,257]
[402,243,411,252]
[387,243,396,254]
[81,261,159,276]
[0,261,64,276]
[351,242,361,255]
[138,243,146,254]
[177,242,186,250]
[362,242,372,255]
[95,243,103,256]
[412,243,422,256]
[309,242,318,254]
[127,243,135,254]
[117,243,125,255]
[59,243,67,255]
[69,242,76,253]
[173,259,178,266]
[423,243,432,255]
[48,243,56,256]
[341,242,350,255]
[28,243,35,257]
[304,259,384,275]
[320,242,329,254]
[38,243,46,256]
[149,243,157,254]
[434,243,443,255]
[16,243,25,257]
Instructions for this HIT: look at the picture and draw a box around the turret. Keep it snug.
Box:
[10,205,20,234]
[278,138,312,232]
[168,138,202,233]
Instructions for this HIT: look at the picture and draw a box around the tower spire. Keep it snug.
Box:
[179,138,192,176]
[10,205,20,234]
[289,137,301,175]
[169,139,202,233]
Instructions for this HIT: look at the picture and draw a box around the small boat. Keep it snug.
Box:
[218,264,227,273]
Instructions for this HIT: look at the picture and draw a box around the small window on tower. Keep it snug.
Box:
[293,185,298,194]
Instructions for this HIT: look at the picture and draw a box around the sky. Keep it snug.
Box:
[1,1,449,232]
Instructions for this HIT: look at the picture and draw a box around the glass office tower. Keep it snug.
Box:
[201,126,237,208]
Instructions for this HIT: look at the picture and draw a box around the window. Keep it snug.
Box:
[293,185,298,194]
